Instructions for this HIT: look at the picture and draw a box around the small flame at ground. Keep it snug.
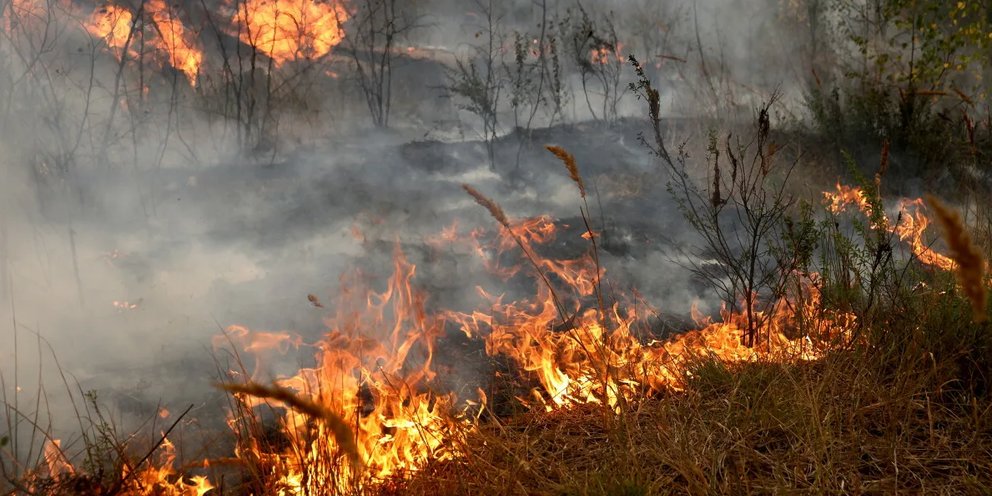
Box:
[445,217,852,411]
[590,42,624,65]
[37,437,214,495]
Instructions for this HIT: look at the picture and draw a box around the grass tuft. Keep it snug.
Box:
[462,184,510,229]
[546,145,586,198]
[926,194,988,322]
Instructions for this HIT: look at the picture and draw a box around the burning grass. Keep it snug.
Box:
[4,146,992,494]
[403,354,992,495]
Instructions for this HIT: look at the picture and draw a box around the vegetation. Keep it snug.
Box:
[2,0,992,495]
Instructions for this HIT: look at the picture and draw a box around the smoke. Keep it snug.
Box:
[0,0,814,448]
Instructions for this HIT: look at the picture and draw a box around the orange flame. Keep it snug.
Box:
[145,0,203,85]
[86,2,203,86]
[823,182,956,270]
[86,4,135,50]
[445,218,851,411]
[39,437,213,495]
[4,0,53,33]
[43,439,74,480]
[232,0,349,66]
[590,42,624,65]
[222,247,471,491]
[894,198,956,270]
[823,182,871,215]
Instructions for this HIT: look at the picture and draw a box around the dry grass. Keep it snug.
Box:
[398,354,992,495]
[216,382,360,466]
[547,145,586,198]
[926,194,988,322]
[462,184,510,229]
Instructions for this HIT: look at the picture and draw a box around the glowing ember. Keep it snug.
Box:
[590,42,624,65]
[113,299,142,310]
[231,0,349,66]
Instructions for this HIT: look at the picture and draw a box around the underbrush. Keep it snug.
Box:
[403,310,991,494]
[5,57,992,496]
[397,67,992,495]
[6,121,992,496]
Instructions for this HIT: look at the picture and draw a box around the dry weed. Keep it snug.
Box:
[926,194,988,322]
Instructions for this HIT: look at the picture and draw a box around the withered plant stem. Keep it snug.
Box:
[546,146,586,198]
[546,146,607,326]
[925,195,988,323]
[462,184,569,324]
[546,145,618,411]
[107,404,194,496]
[217,382,361,467]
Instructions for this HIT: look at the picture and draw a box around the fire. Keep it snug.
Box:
[123,438,215,496]
[823,183,956,270]
[445,218,851,411]
[22,0,352,87]
[145,0,203,85]
[86,4,135,50]
[215,204,857,493]
[43,440,74,480]
[824,182,871,215]
[86,2,203,86]
[215,324,303,382]
[232,0,349,66]
[220,247,469,492]
[38,437,214,495]
[590,42,624,65]
[893,198,957,270]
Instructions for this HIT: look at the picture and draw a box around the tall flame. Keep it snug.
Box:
[145,0,203,85]
[86,2,203,86]
[232,0,348,66]
[221,247,468,492]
